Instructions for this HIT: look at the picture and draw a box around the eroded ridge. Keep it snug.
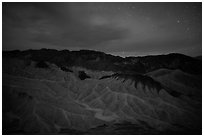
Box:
[3,57,202,134]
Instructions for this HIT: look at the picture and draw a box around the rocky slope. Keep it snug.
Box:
[2,49,202,134]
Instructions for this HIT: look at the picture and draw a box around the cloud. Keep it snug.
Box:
[3,3,128,50]
[2,3,202,56]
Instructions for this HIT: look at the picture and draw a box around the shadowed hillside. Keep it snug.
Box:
[3,49,202,75]
[2,49,202,135]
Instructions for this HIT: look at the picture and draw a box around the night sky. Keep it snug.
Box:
[3,2,202,57]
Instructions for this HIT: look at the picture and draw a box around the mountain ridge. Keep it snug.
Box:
[3,48,202,75]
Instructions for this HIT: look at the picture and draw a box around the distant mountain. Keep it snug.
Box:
[3,49,202,75]
[195,56,202,60]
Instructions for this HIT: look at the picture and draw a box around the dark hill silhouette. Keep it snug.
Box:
[195,56,202,60]
[3,49,202,75]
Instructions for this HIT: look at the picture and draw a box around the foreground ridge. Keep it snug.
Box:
[2,49,202,134]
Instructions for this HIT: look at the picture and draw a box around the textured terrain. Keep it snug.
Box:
[2,49,202,134]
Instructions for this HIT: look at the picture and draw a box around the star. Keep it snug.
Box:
[186,27,190,32]
[177,20,180,23]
